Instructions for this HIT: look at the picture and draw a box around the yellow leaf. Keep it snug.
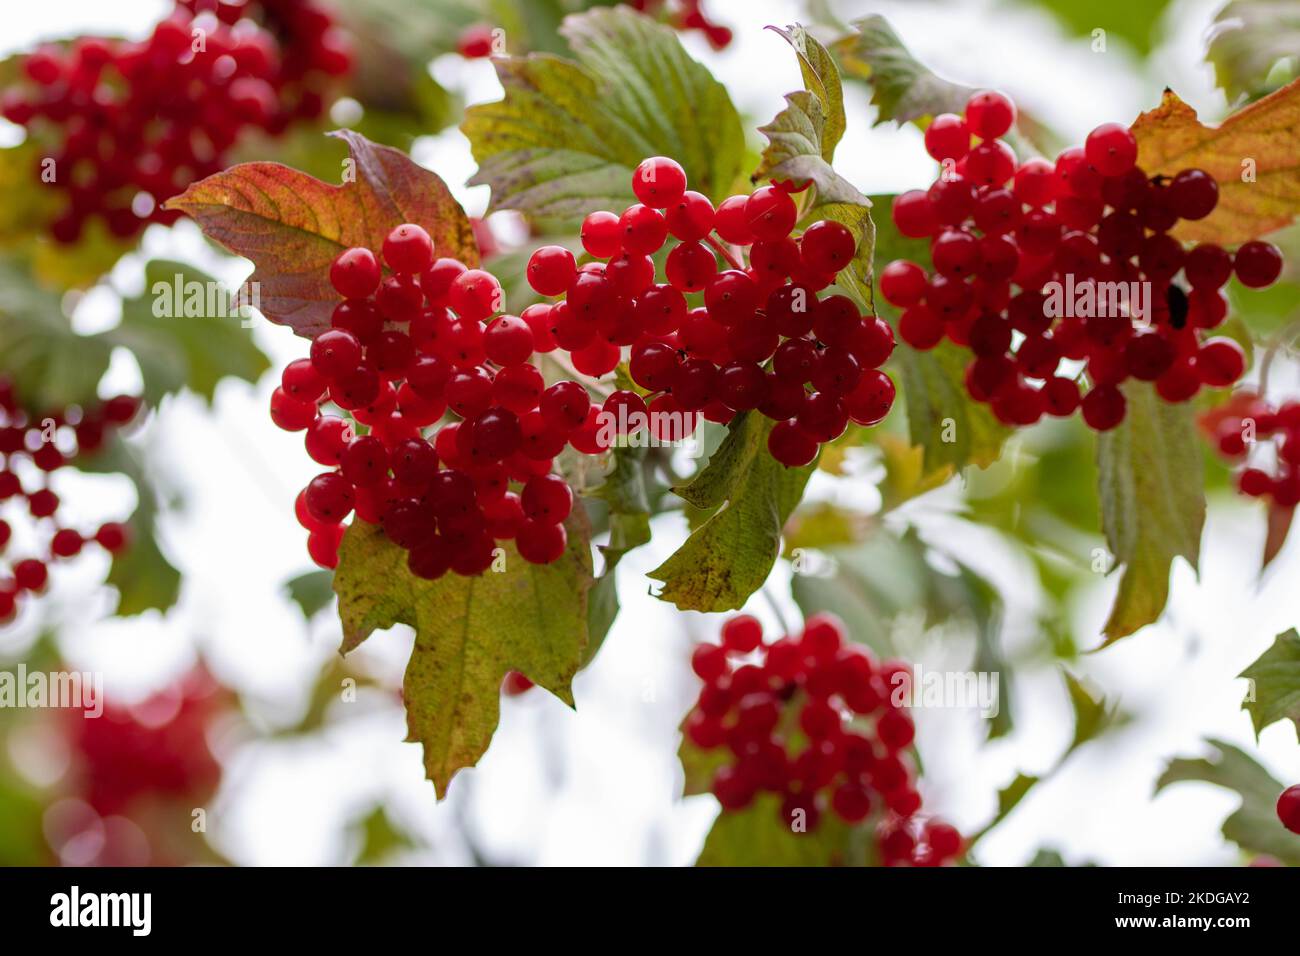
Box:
[1132,79,1300,244]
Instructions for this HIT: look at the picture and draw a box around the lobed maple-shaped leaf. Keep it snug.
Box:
[1132,79,1300,244]
[462,7,745,226]
[1239,628,1300,739]
[833,15,973,126]
[1156,738,1300,865]
[165,130,478,338]
[1095,381,1205,644]
[695,794,866,866]
[333,515,594,798]
[1207,0,1300,103]
[754,25,876,308]
[649,412,815,613]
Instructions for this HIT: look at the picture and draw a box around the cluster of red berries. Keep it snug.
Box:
[0,381,139,626]
[2,0,350,243]
[685,613,962,866]
[524,157,896,468]
[1280,784,1300,835]
[1199,391,1300,507]
[884,89,1282,430]
[457,3,731,57]
[629,0,733,49]
[273,223,589,576]
[67,667,226,817]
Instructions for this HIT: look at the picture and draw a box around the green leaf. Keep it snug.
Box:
[1208,0,1300,102]
[0,257,113,412]
[678,737,729,798]
[755,25,846,176]
[695,794,866,866]
[115,261,271,407]
[463,6,745,226]
[833,15,972,126]
[284,570,336,620]
[1065,670,1114,751]
[79,435,182,617]
[1156,738,1300,865]
[333,515,594,797]
[755,27,875,307]
[1017,0,1172,56]
[1095,381,1205,644]
[893,340,1012,474]
[649,412,815,612]
[352,804,416,865]
[1239,628,1300,739]
[0,256,270,413]
[991,773,1039,824]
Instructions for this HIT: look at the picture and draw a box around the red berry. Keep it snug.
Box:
[382,223,434,274]
[448,269,503,321]
[1278,784,1300,834]
[666,190,715,241]
[767,418,818,467]
[1081,385,1126,431]
[516,519,566,564]
[713,195,755,245]
[632,156,688,209]
[880,259,927,307]
[1234,240,1283,288]
[330,247,382,299]
[1197,337,1246,387]
[14,559,48,592]
[270,386,318,431]
[521,474,573,523]
[310,328,363,380]
[745,186,798,241]
[1084,122,1137,177]
[924,113,970,161]
[51,529,83,558]
[484,314,535,366]
[95,522,129,553]
[1167,168,1219,220]
[891,189,938,238]
[800,220,856,274]
[619,203,669,255]
[721,614,763,653]
[965,90,1016,139]
[526,245,577,296]
[1185,243,1233,289]
[580,211,622,258]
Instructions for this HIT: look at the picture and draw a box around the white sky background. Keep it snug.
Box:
[2,0,1298,866]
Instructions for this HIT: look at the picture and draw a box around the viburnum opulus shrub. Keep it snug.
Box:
[127,3,1300,861]
[273,156,894,572]
[1,0,350,242]
[885,89,1281,432]
[685,613,961,865]
[0,380,141,625]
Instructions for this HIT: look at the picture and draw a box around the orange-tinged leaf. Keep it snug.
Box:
[1263,501,1294,570]
[165,130,478,338]
[1132,79,1300,244]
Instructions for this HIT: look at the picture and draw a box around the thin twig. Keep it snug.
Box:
[542,350,615,398]
[705,233,744,271]
[1256,311,1300,399]
[761,585,793,637]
